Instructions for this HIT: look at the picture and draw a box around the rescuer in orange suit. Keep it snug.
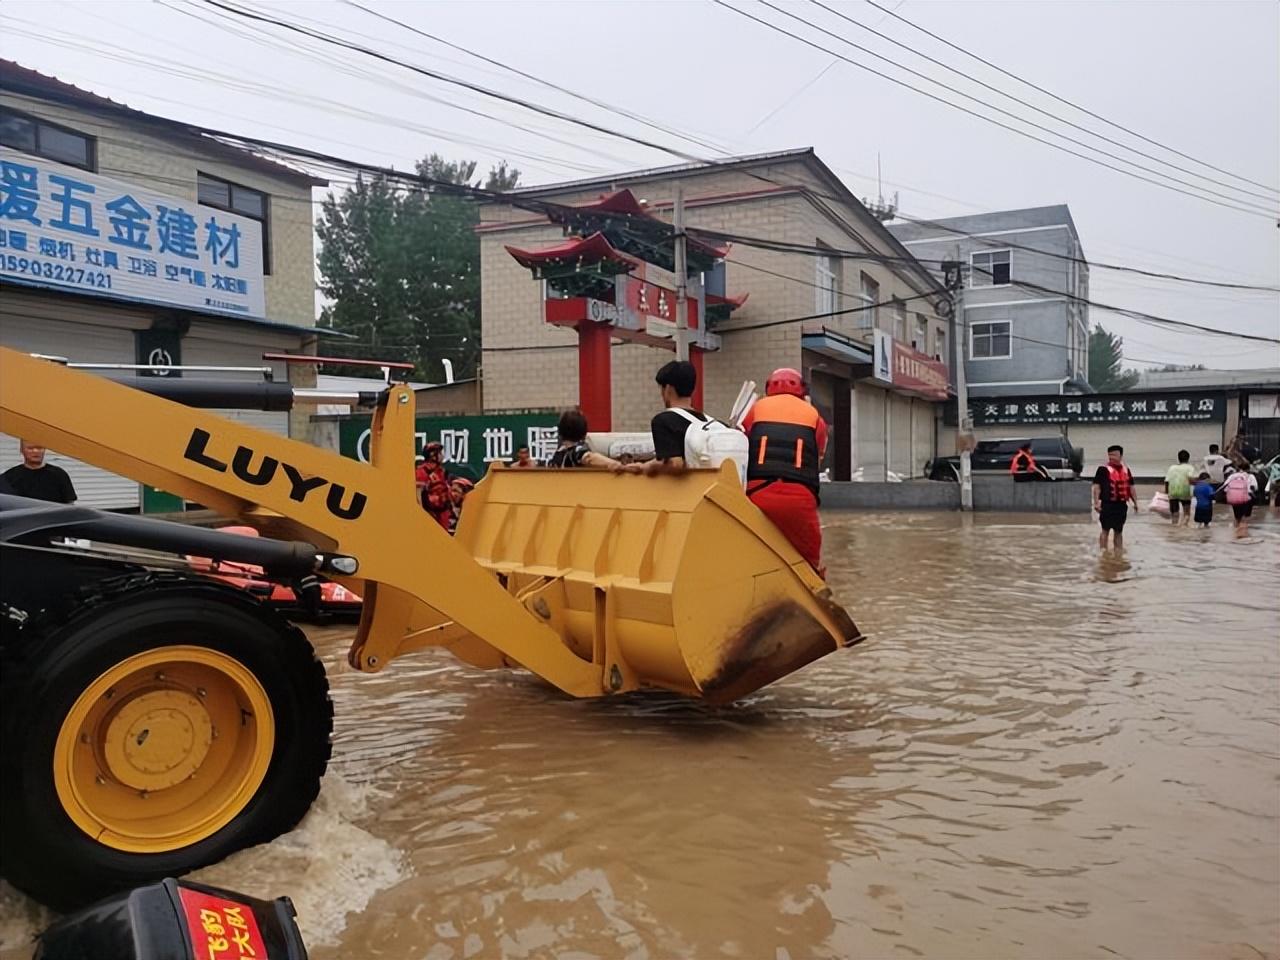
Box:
[741,368,828,576]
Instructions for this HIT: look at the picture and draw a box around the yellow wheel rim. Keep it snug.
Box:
[53,645,275,853]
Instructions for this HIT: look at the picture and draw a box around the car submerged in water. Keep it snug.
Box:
[926,437,1085,481]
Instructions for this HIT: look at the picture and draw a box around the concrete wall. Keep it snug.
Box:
[822,478,1092,513]
[1,90,319,327]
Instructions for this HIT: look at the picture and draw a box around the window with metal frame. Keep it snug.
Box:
[970,249,1011,287]
[971,320,1012,359]
[891,298,906,340]
[858,272,879,329]
[0,108,95,170]
[197,172,271,274]
[815,254,837,318]
[913,313,928,351]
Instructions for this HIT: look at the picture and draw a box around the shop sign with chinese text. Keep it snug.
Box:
[0,149,265,319]
[872,329,949,400]
[340,412,559,478]
[955,391,1226,426]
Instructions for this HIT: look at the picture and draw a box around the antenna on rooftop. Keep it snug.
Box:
[863,153,898,222]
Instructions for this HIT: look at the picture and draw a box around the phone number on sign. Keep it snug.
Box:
[2,255,113,289]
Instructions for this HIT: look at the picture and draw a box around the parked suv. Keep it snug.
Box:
[927,437,1085,481]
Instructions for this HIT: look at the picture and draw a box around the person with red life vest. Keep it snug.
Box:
[1009,440,1048,482]
[447,476,475,534]
[741,368,828,575]
[1092,443,1139,551]
[422,478,454,531]
[416,441,447,494]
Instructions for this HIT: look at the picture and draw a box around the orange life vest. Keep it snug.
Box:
[1104,463,1133,502]
[1010,449,1037,474]
[746,394,822,493]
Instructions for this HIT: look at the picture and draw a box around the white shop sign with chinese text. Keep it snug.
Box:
[0,149,265,320]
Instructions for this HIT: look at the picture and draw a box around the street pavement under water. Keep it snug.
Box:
[2,509,1277,959]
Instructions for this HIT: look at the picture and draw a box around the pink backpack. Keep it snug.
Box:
[1224,472,1252,505]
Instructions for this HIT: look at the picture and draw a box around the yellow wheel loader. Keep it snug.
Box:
[0,347,861,910]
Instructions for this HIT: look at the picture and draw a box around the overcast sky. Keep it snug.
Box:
[4,0,1276,370]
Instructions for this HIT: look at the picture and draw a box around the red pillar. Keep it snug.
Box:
[577,321,612,431]
[691,346,705,413]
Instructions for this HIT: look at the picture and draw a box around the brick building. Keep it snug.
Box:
[479,150,952,480]
[0,60,327,508]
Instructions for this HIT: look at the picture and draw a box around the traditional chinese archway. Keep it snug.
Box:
[505,189,745,431]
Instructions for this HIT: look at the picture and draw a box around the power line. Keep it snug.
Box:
[717,290,937,334]
[1014,280,1280,344]
[696,220,1280,294]
[197,0,705,167]
[887,211,1280,293]
[761,0,1276,212]
[157,2,638,170]
[0,15,613,181]
[955,264,1280,344]
[805,0,1277,206]
[711,0,1277,220]
[341,0,733,159]
[861,0,1279,195]
[743,58,838,136]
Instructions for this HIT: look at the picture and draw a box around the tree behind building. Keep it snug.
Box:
[1088,325,1139,392]
[316,155,520,381]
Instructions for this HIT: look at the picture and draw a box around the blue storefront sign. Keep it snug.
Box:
[0,148,265,319]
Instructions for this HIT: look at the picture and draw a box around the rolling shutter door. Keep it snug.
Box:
[890,394,913,477]
[855,385,886,480]
[0,313,143,509]
[912,400,935,478]
[1071,422,1221,480]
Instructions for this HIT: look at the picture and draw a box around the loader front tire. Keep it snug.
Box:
[0,574,332,911]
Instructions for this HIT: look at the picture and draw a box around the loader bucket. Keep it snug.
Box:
[455,462,862,703]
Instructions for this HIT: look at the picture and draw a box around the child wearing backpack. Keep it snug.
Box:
[1222,468,1259,539]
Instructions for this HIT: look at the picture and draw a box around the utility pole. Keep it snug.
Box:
[945,249,973,511]
[673,186,690,362]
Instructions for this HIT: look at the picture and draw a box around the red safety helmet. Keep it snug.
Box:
[765,367,806,398]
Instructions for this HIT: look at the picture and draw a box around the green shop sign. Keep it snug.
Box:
[338,412,559,479]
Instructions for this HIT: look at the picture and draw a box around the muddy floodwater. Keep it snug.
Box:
[3,509,1278,958]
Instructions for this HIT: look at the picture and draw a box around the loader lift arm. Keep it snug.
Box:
[1,346,604,695]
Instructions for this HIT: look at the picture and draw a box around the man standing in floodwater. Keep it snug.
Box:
[1093,444,1138,551]
[1164,449,1197,526]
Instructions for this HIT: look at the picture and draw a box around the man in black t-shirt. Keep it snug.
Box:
[1091,444,1137,551]
[2,440,77,503]
[638,360,707,477]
